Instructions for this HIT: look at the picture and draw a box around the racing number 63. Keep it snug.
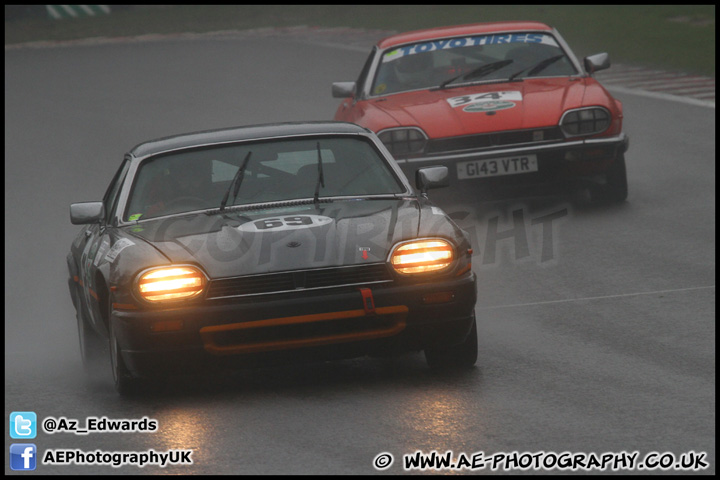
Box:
[255,216,314,230]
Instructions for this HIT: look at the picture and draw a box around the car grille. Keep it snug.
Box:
[206,263,393,299]
[425,127,564,154]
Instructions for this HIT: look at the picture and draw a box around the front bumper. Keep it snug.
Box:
[112,273,477,377]
[395,133,629,193]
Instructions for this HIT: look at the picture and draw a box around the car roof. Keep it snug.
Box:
[129,121,370,158]
[377,21,554,49]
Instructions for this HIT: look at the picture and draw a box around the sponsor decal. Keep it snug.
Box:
[93,238,110,266]
[383,33,558,62]
[104,238,135,263]
[446,91,522,113]
[464,101,516,113]
[431,206,445,216]
[374,83,388,95]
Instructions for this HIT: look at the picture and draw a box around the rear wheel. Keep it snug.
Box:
[425,314,478,369]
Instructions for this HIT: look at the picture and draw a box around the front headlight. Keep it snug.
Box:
[136,266,206,302]
[560,107,611,137]
[378,127,427,156]
[389,239,454,275]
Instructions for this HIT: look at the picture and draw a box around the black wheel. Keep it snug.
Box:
[108,307,141,396]
[72,284,107,378]
[425,314,478,369]
[599,154,628,204]
[77,309,107,377]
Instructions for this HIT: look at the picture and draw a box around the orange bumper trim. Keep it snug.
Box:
[200,305,409,355]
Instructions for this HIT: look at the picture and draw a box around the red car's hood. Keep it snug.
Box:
[368,78,588,138]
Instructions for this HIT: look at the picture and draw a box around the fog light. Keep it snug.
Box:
[422,291,455,304]
[584,148,610,159]
[564,151,580,162]
[150,319,184,332]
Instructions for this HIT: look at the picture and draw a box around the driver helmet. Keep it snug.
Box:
[393,51,433,85]
[171,158,210,197]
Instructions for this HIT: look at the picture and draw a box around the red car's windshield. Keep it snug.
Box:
[371,32,578,96]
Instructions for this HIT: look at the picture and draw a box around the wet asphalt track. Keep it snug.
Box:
[4,33,715,474]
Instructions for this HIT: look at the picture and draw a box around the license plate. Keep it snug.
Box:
[457,154,538,179]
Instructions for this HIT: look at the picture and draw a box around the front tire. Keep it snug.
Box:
[108,307,141,396]
[425,315,478,369]
[599,154,628,204]
[72,283,107,378]
[77,309,107,376]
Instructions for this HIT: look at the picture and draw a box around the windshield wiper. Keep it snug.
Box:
[219,151,252,211]
[508,55,565,82]
[435,59,514,90]
[313,142,325,205]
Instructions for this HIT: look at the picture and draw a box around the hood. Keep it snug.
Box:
[123,199,424,279]
[368,78,587,138]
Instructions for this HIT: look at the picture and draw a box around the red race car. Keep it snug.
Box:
[332,22,629,203]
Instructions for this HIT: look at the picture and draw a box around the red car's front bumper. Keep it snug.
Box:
[394,132,629,195]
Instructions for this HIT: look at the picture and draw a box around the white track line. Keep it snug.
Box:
[605,85,715,108]
[477,285,715,310]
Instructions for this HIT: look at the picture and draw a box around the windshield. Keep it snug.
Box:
[371,32,577,96]
[124,136,405,221]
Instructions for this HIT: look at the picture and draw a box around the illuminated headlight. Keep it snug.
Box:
[389,239,454,275]
[560,107,611,137]
[378,127,427,156]
[136,266,206,302]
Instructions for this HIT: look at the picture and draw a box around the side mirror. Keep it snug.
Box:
[70,201,104,225]
[332,81,356,98]
[416,166,449,194]
[584,53,610,74]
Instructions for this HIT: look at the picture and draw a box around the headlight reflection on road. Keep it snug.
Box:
[152,408,211,460]
[400,391,483,452]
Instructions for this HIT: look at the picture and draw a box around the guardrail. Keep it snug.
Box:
[5,5,134,21]
[46,5,111,20]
